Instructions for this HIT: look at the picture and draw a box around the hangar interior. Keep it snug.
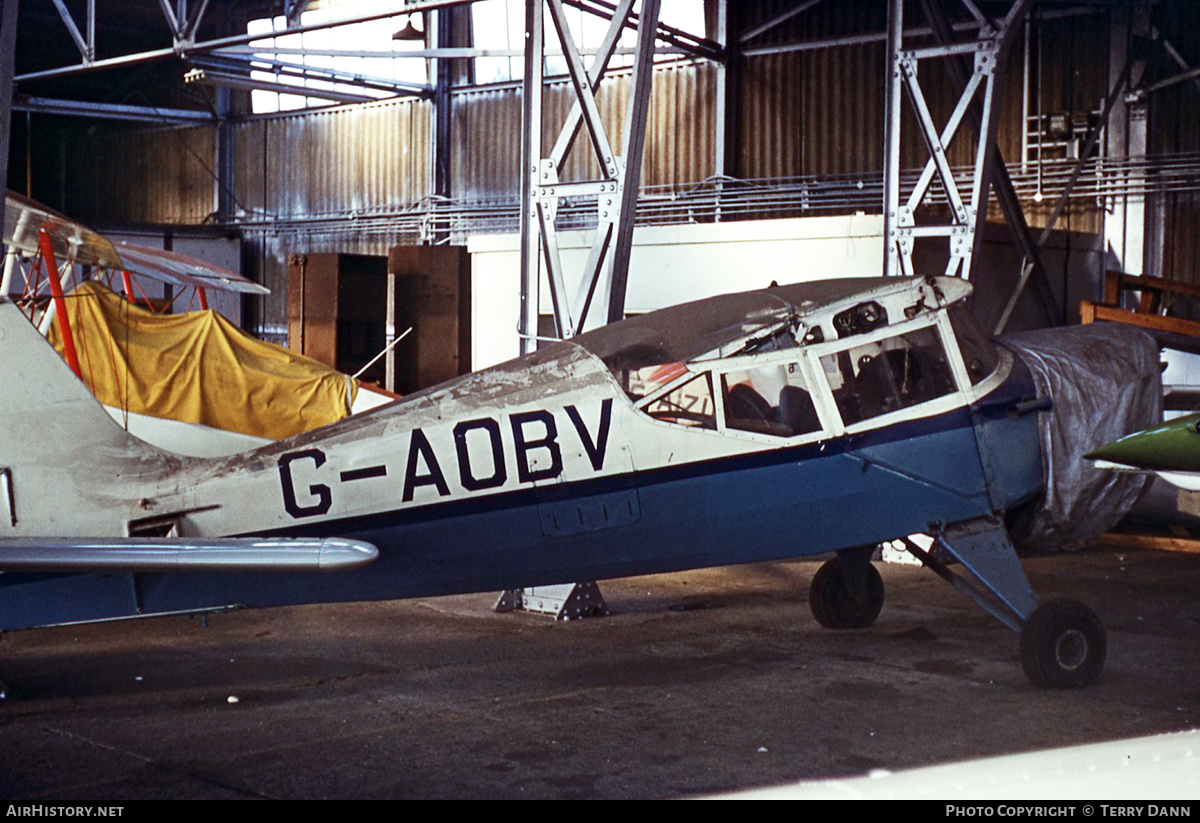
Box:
[2,0,1200,801]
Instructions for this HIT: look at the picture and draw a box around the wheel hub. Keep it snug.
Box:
[1054,628,1089,671]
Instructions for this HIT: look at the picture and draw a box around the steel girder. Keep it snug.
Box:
[0,0,17,258]
[518,0,660,353]
[883,0,1033,284]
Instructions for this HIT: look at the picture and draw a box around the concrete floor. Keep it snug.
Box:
[0,543,1197,800]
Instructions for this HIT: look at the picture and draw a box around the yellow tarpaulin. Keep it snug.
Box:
[47,282,358,440]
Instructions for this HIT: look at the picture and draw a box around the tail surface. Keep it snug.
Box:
[0,299,177,536]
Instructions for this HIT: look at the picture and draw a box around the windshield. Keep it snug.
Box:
[948,305,1000,384]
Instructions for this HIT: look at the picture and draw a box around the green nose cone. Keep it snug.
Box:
[1085,413,1200,473]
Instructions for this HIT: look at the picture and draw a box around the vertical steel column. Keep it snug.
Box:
[1104,5,1150,276]
[433,7,453,207]
[882,0,903,278]
[921,0,1057,327]
[884,0,1035,290]
[713,0,736,181]
[214,87,233,221]
[605,0,659,324]
[0,0,18,259]
[211,6,233,224]
[1020,12,1031,173]
[517,0,652,341]
[518,0,544,355]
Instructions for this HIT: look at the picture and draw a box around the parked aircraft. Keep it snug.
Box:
[1087,413,1200,491]
[0,270,1160,689]
[3,191,392,456]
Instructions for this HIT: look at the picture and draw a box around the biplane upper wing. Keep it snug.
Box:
[3,191,269,296]
[4,190,122,270]
[112,241,270,296]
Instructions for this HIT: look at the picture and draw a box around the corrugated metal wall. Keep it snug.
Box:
[232,97,432,219]
[452,59,715,201]
[64,124,217,224]
[60,4,1120,223]
[737,0,885,178]
[1150,0,1200,286]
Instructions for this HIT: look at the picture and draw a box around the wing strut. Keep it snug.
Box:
[37,228,81,378]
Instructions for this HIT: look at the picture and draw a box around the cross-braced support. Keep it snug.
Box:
[883,0,1031,282]
[518,0,660,353]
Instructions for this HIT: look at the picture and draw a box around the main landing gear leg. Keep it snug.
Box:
[904,516,1107,689]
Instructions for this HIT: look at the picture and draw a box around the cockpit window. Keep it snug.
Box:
[948,305,1000,385]
[819,327,957,425]
[721,363,822,438]
[626,362,689,400]
[643,372,716,429]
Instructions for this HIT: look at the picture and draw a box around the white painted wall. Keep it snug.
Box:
[469,214,884,369]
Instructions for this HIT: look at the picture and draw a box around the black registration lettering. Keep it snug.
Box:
[279,449,333,519]
[565,399,612,471]
[403,428,451,502]
[510,410,563,483]
[454,417,508,491]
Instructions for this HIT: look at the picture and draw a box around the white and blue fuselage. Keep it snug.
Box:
[0,276,1045,630]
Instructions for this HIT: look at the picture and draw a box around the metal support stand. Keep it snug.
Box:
[495,582,609,621]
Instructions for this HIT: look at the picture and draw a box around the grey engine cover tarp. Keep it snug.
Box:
[999,323,1162,549]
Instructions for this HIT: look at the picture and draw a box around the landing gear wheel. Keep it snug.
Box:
[809,557,884,629]
[1020,599,1107,689]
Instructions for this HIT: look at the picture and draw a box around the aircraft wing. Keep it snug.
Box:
[4,190,122,270]
[0,536,378,573]
[3,190,270,296]
[112,242,270,296]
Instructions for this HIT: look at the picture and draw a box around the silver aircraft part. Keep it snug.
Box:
[0,537,379,573]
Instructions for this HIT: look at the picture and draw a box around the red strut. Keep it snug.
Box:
[36,229,82,379]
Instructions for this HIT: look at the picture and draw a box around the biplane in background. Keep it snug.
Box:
[2,192,391,457]
[0,258,1163,688]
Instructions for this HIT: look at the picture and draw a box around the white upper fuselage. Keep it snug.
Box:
[2,276,1009,542]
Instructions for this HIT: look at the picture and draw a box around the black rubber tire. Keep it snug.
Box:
[809,557,884,629]
[1019,599,1107,689]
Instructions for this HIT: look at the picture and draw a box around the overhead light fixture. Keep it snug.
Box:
[392,14,425,41]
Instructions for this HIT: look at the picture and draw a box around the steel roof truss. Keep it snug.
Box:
[50,0,91,61]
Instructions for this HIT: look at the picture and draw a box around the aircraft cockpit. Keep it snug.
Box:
[571,276,1005,441]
